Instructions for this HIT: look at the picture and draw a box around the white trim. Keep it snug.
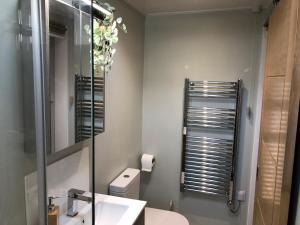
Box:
[147,7,254,17]
[81,0,112,16]
[246,28,268,225]
[56,0,112,16]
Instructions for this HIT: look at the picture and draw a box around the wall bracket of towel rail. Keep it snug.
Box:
[180,78,242,212]
[75,75,105,142]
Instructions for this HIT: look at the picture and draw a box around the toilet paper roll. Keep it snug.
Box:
[141,154,155,172]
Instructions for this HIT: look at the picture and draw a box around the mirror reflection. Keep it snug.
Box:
[48,0,93,153]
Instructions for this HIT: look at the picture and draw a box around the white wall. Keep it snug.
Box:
[94,0,145,193]
[141,10,263,225]
[246,28,267,225]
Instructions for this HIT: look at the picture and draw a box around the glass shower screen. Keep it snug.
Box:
[20,0,95,225]
[2,0,106,224]
[45,0,95,225]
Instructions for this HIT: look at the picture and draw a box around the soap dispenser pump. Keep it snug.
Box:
[48,197,59,225]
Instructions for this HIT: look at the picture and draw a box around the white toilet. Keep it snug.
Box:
[109,168,189,225]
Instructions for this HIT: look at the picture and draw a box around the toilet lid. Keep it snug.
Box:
[145,207,189,225]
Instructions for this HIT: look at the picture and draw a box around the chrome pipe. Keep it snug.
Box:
[184,184,227,195]
[186,147,233,156]
[184,180,228,191]
[185,164,231,174]
[188,89,237,94]
[189,85,236,89]
[187,122,235,130]
[183,187,226,197]
[187,115,235,122]
[187,116,235,121]
[188,94,237,98]
[188,109,236,113]
[186,140,233,147]
[184,171,230,182]
[186,155,230,166]
[189,80,236,85]
[185,175,229,187]
[186,151,232,162]
[185,160,231,171]
[186,136,233,143]
[185,169,231,179]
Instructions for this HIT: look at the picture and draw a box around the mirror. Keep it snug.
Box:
[47,0,106,155]
[23,0,106,159]
[47,0,93,153]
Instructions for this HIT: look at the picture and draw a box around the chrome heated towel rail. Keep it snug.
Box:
[181,79,242,212]
[75,75,104,142]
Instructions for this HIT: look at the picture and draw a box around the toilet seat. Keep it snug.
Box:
[145,207,189,225]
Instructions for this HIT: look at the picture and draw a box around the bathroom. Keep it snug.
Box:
[1,0,300,225]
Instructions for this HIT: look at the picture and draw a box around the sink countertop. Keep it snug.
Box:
[59,193,146,225]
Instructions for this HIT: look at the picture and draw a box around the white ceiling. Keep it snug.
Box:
[123,0,273,15]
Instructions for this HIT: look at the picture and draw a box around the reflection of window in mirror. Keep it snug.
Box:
[49,21,74,153]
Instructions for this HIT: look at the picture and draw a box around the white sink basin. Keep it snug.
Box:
[94,202,129,225]
[83,202,129,225]
[60,193,146,225]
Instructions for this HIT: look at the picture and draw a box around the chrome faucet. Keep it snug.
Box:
[67,188,92,217]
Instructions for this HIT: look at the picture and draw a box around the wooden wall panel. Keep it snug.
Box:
[256,76,285,225]
[254,0,300,224]
[261,77,285,162]
[266,0,292,77]
[276,0,300,223]
[257,142,276,225]
[254,200,266,225]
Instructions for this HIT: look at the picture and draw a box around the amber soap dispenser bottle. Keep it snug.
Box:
[48,197,59,225]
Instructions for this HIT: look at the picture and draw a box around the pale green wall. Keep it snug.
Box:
[94,0,145,193]
[141,10,263,225]
[0,1,29,224]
